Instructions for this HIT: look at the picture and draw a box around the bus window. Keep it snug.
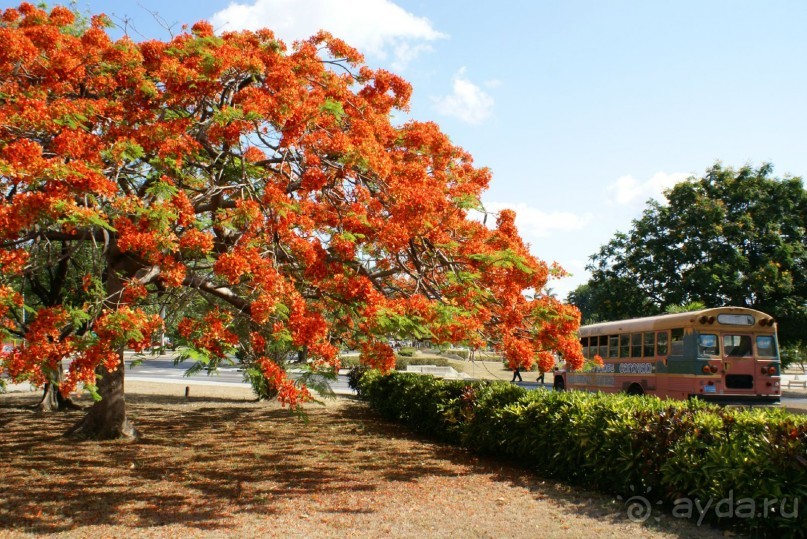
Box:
[631,333,642,357]
[656,331,668,356]
[756,336,777,357]
[671,328,684,356]
[643,332,655,357]
[723,335,752,357]
[599,336,608,358]
[580,337,589,359]
[698,334,719,356]
[619,334,630,358]
[608,336,619,358]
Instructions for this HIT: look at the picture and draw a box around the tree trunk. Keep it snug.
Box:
[64,250,138,440]
[64,357,137,440]
[35,383,60,413]
[35,362,81,413]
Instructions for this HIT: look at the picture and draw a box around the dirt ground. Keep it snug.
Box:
[0,381,734,539]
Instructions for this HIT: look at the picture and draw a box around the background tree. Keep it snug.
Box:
[569,163,807,343]
[0,4,583,440]
[780,341,806,371]
[664,301,707,314]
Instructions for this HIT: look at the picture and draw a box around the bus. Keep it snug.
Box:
[553,307,781,404]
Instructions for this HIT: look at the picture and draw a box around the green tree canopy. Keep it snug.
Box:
[570,163,807,343]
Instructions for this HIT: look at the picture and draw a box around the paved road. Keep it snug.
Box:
[122,351,354,394]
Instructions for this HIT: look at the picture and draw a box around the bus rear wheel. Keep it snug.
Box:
[554,377,565,391]
[626,383,644,396]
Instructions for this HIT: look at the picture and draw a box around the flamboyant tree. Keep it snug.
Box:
[0,4,583,439]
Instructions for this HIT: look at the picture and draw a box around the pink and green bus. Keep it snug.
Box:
[553,307,781,404]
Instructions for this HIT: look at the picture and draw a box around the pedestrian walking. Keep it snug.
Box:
[511,366,522,382]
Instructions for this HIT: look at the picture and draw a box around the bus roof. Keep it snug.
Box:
[579,306,774,337]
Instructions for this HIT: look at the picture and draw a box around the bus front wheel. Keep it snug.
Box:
[626,383,644,396]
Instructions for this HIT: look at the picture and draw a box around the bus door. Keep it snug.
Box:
[721,334,755,391]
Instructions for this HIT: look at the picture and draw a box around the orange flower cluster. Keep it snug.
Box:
[255,355,312,409]
[121,281,148,304]
[178,229,214,254]
[170,191,195,228]
[536,351,556,374]
[249,293,277,325]
[243,146,266,163]
[156,254,186,288]
[114,217,160,258]
[0,249,28,275]
[0,285,22,320]
[177,309,239,359]
[214,251,253,285]
[360,340,396,373]
[502,334,536,371]
[4,307,74,386]
[288,297,328,347]
[62,307,162,394]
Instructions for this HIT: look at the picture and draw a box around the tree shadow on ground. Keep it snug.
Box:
[0,392,723,538]
[0,394,470,535]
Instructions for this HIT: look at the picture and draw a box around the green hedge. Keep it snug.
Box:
[355,371,807,538]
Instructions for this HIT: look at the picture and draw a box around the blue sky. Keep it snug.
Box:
[25,0,807,297]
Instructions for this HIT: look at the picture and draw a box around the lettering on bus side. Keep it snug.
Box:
[617,362,655,375]
[588,362,655,374]
[590,364,615,374]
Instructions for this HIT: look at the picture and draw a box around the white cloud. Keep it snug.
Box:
[209,0,446,69]
[483,202,591,239]
[432,67,494,125]
[606,171,691,206]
